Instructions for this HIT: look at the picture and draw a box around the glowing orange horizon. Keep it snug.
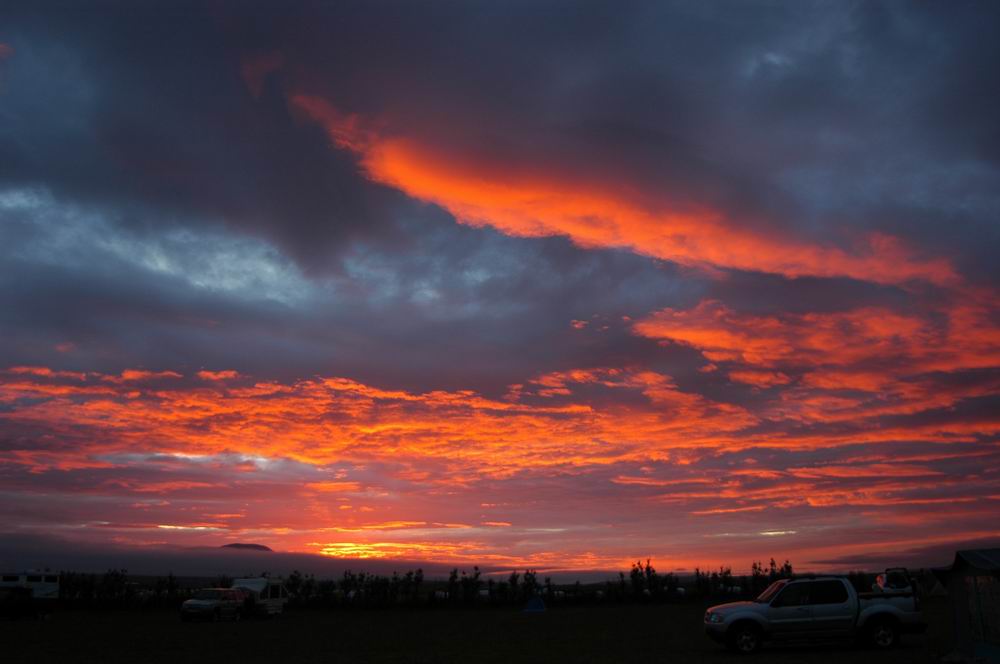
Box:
[3,352,998,570]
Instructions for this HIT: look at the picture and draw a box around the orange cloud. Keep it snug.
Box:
[635,300,927,368]
[101,369,183,383]
[1,366,758,475]
[305,481,362,493]
[634,289,1000,426]
[291,95,955,286]
[2,362,997,570]
[7,366,87,380]
[196,370,240,381]
[729,370,792,388]
[130,480,220,493]
[637,290,999,375]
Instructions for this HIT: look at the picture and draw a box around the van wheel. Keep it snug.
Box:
[868,619,898,649]
[727,623,762,654]
[212,609,221,622]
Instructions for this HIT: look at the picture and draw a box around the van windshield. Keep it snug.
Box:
[194,589,224,600]
[755,580,788,603]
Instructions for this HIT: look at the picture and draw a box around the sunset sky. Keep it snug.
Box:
[1,1,999,575]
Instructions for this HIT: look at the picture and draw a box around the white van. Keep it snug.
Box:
[232,578,288,616]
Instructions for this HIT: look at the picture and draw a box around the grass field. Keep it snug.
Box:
[0,598,951,663]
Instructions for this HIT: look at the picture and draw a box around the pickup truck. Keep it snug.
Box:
[704,571,925,653]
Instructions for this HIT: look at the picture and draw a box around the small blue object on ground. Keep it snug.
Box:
[523,597,546,613]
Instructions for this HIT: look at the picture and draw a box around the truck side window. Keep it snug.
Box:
[884,571,908,589]
[808,580,848,604]
[772,582,809,607]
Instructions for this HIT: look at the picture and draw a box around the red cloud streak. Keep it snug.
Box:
[291,94,956,287]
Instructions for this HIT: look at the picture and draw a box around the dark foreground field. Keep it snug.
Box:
[1,599,951,664]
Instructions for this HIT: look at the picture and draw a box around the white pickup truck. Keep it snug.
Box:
[704,570,925,653]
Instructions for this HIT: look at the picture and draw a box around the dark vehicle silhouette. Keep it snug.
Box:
[180,588,245,622]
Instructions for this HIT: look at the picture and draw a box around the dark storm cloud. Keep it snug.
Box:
[0,1,411,273]
[3,1,998,279]
[811,536,1000,570]
[275,0,1000,269]
[0,0,995,421]
[1,0,751,388]
[0,186,689,392]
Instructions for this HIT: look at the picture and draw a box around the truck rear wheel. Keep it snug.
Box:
[868,619,898,649]
[726,623,762,654]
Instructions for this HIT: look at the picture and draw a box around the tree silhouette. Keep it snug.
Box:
[286,570,303,598]
[414,569,424,603]
[508,571,520,600]
[459,567,481,604]
[522,570,538,599]
[694,568,710,596]
[447,568,460,603]
[780,560,793,577]
[97,569,129,606]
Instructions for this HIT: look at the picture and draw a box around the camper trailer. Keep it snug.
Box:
[232,577,288,616]
[0,571,59,618]
[0,571,59,600]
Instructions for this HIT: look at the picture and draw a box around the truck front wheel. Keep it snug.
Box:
[726,623,762,654]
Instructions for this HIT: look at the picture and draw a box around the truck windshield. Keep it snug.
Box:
[755,580,788,603]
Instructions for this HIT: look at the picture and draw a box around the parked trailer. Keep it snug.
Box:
[1,571,60,619]
[232,578,288,616]
[0,571,60,600]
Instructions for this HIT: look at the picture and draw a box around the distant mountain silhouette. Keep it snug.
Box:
[220,543,273,552]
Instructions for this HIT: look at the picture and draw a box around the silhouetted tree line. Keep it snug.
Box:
[745,558,795,596]
[49,557,803,610]
[59,569,183,609]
